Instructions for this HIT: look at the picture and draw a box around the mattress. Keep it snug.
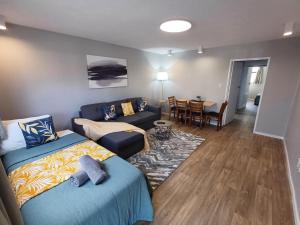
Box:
[1,133,153,225]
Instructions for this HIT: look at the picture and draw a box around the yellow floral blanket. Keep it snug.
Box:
[8,140,115,208]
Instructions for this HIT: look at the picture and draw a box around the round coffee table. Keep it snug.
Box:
[153,120,173,140]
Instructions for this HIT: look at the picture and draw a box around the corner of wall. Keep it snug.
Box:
[283,138,300,225]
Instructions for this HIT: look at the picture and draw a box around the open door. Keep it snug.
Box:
[225,61,243,124]
[224,58,270,132]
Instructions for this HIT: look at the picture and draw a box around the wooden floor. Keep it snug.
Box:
[151,110,295,225]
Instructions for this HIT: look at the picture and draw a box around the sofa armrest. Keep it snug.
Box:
[147,105,161,116]
[71,118,85,137]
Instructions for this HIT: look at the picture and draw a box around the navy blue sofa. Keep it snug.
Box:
[72,97,161,158]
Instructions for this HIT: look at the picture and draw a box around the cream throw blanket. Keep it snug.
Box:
[74,118,150,152]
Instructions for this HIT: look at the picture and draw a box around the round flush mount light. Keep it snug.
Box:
[0,15,7,30]
[197,45,204,54]
[168,49,173,56]
[160,20,192,33]
[283,22,294,37]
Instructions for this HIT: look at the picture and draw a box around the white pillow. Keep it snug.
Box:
[0,115,50,155]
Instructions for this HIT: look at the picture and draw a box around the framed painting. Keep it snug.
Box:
[87,55,128,88]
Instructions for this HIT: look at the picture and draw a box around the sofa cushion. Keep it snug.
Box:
[101,131,143,150]
[115,114,141,125]
[80,103,106,121]
[115,111,157,125]
[99,131,144,158]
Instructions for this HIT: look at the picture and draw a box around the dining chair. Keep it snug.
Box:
[189,101,204,127]
[176,99,189,125]
[206,101,228,131]
[168,96,177,120]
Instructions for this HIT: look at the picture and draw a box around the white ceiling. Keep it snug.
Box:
[0,0,300,54]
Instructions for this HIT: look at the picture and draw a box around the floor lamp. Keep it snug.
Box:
[157,72,168,103]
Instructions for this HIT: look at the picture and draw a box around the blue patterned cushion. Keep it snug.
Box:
[103,104,117,120]
[136,99,148,112]
[18,116,59,149]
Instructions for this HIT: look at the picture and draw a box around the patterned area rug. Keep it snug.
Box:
[128,129,205,190]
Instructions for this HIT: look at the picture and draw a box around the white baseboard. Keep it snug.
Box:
[283,139,300,225]
[253,131,284,140]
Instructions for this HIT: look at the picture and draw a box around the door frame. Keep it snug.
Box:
[224,57,271,133]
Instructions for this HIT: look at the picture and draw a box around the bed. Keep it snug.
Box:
[1,131,153,225]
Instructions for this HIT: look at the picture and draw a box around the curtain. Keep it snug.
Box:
[0,197,12,225]
[0,118,7,140]
[255,68,263,84]
[0,118,24,225]
[0,161,25,225]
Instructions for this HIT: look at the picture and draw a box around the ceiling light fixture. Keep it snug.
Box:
[197,45,204,54]
[283,22,294,37]
[160,20,192,33]
[168,49,173,56]
[0,15,6,30]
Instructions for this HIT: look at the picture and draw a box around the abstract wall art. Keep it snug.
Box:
[86,55,128,88]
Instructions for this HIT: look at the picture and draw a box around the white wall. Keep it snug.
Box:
[237,66,251,110]
[248,67,267,100]
[160,38,300,137]
[0,24,162,129]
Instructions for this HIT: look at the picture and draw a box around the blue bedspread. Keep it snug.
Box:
[2,133,153,225]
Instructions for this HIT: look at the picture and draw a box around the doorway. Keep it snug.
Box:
[225,57,270,132]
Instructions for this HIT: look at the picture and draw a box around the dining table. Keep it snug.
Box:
[177,99,217,108]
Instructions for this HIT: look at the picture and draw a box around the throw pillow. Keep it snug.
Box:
[103,104,117,120]
[136,99,148,112]
[0,115,50,155]
[18,116,59,149]
[121,102,135,116]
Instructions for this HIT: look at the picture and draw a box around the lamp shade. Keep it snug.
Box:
[157,72,168,81]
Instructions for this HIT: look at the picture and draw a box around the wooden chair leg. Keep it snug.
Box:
[184,110,187,125]
[219,120,223,130]
[169,110,171,120]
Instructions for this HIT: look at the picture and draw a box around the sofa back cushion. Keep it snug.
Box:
[80,97,143,121]
[80,103,106,121]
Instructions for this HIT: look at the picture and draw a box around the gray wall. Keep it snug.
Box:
[0,24,300,138]
[0,25,162,129]
[285,76,300,219]
[160,38,300,137]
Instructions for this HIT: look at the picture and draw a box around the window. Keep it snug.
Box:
[250,67,259,83]
[250,72,257,83]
